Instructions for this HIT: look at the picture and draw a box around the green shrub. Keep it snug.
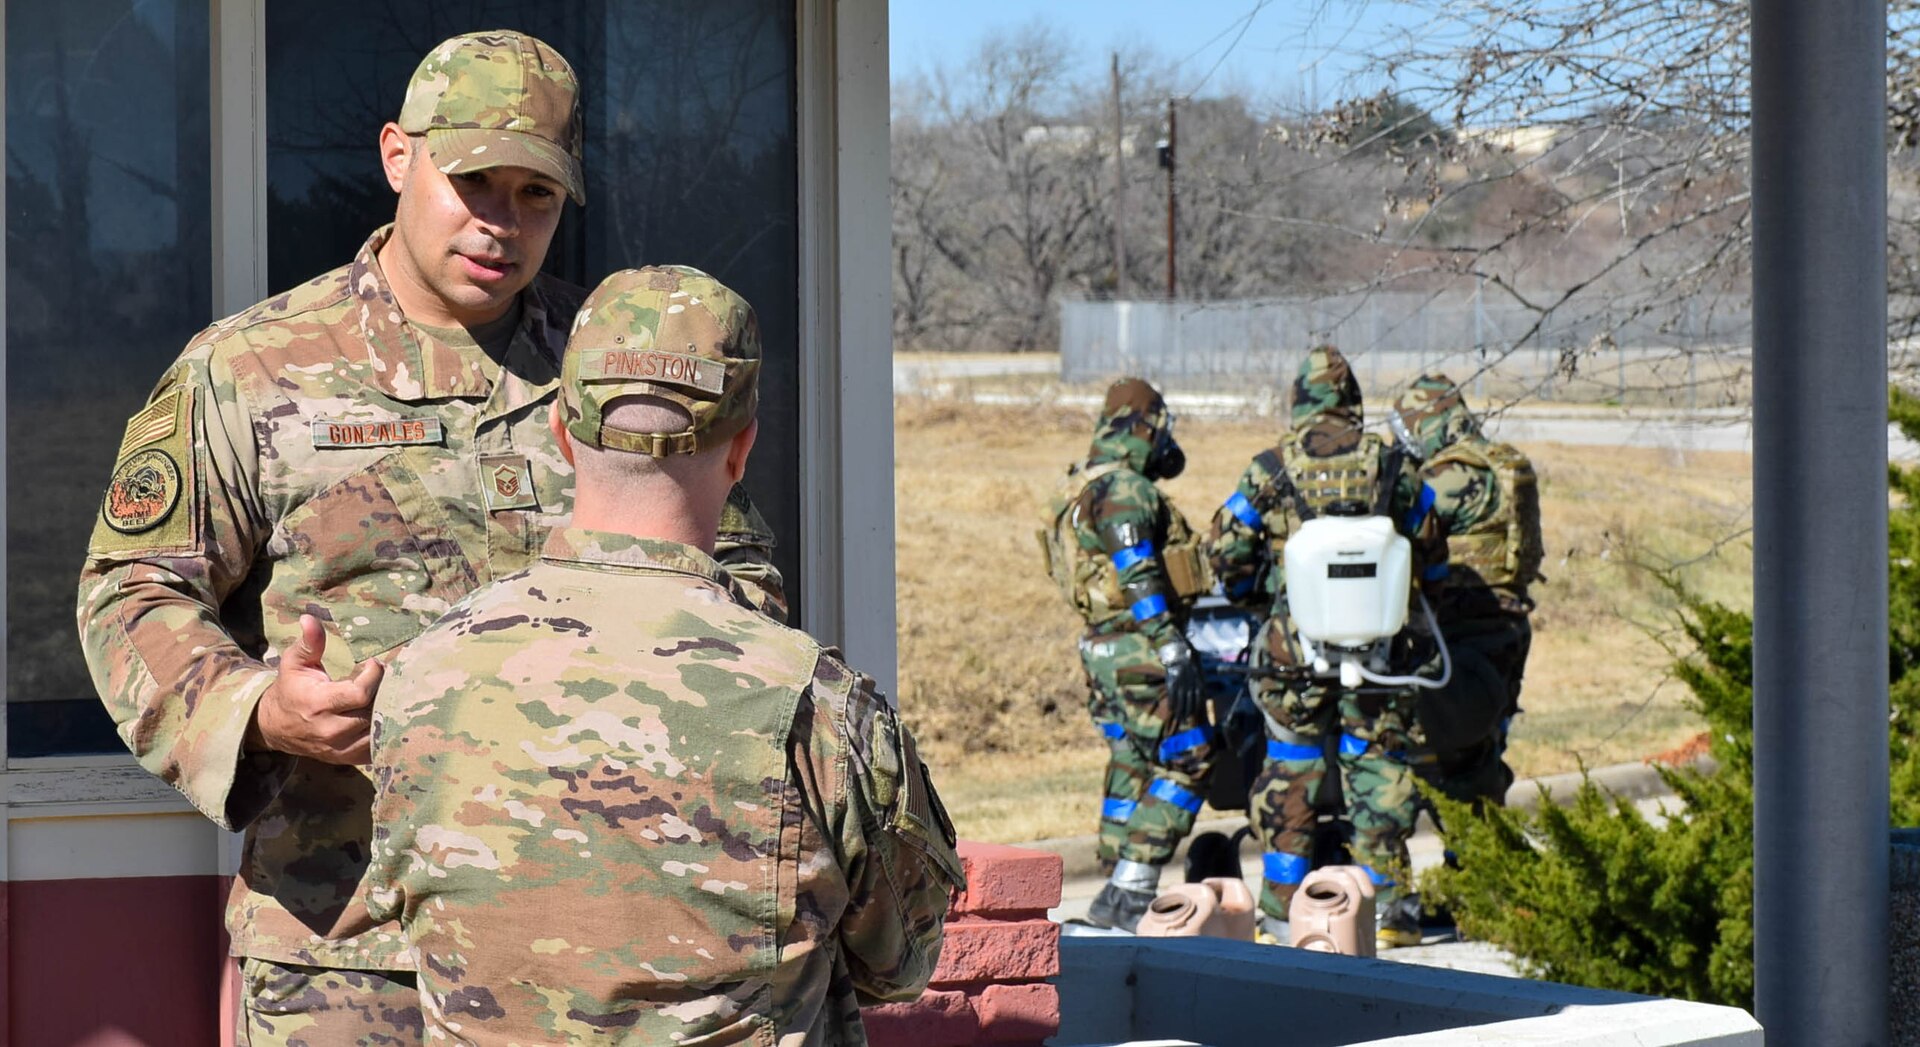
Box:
[1422,385,1920,1009]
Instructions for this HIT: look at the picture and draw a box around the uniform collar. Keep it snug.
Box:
[346,225,564,405]
[540,527,731,587]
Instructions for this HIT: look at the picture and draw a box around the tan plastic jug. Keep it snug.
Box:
[1287,865,1377,957]
[1135,878,1258,941]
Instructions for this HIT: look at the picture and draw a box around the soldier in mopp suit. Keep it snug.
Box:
[1040,378,1215,931]
[1389,375,1544,808]
[1208,347,1447,948]
[366,266,965,1044]
[74,33,781,1045]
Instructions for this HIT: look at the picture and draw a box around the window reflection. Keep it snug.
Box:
[5,0,211,755]
[266,1,802,618]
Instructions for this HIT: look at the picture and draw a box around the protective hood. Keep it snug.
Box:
[1389,373,1481,460]
[1089,376,1182,478]
[1289,345,1364,432]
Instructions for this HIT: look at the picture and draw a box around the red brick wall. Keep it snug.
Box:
[866,842,1065,1047]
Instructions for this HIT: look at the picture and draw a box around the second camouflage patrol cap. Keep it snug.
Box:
[397,31,586,204]
[561,266,762,456]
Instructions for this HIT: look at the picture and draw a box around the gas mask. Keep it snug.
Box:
[1145,412,1187,480]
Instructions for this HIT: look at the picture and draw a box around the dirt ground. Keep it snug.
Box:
[893,397,1754,843]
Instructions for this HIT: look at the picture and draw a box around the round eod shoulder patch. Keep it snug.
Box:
[102,448,182,534]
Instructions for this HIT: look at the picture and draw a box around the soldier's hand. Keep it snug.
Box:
[248,614,383,764]
[1158,641,1207,726]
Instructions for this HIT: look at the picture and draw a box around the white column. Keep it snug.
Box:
[798,0,897,696]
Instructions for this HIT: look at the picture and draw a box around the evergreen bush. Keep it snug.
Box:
[1421,386,1920,1009]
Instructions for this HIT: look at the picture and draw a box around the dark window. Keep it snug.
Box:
[265,1,803,618]
[5,0,212,756]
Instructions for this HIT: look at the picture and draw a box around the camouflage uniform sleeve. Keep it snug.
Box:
[1209,458,1274,608]
[1389,454,1449,590]
[73,342,289,830]
[808,655,964,1004]
[715,483,787,623]
[1090,471,1186,648]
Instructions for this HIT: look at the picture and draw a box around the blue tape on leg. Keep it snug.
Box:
[1338,734,1368,758]
[1361,864,1394,887]
[1103,798,1138,823]
[1263,852,1309,885]
[1100,722,1127,740]
[1146,778,1203,813]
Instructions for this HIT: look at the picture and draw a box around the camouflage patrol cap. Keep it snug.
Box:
[1389,373,1480,459]
[398,31,586,205]
[1289,345,1363,429]
[561,266,761,456]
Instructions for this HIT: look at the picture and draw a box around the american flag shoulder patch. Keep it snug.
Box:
[118,388,185,457]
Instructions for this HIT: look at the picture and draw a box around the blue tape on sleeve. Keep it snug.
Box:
[1263,851,1309,885]
[1423,562,1451,581]
[1361,864,1395,887]
[1100,722,1127,740]
[1102,798,1138,824]
[1158,727,1215,763]
[1130,594,1170,621]
[1224,490,1264,529]
[1403,483,1437,533]
[1147,778,1204,813]
[1338,734,1369,757]
[1266,739,1320,762]
[1110,541,1155,571]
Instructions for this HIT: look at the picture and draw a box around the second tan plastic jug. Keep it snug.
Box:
[1287,865,1377,957]
[1135,877,1258,941]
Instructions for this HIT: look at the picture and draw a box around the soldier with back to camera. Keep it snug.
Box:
[1389,375,1544,808]
[1209,347,1448,949]
[366,265,964,1043]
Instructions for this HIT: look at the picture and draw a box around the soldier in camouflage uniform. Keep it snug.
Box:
[1208,347,1447,948]
[1040,378,1214,931]
[73,34,782,1046]
[1389,375,1544,808]
[365,265,964,1044]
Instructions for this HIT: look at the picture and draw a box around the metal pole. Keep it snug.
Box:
[1166,96,1178,299]
[1752,0,1889,1043]
[1111,53,1127,299]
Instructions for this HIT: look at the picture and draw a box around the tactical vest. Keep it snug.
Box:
[1428,438,1544,594]
[1258,430,1394,568]
[1037,460,1207,627]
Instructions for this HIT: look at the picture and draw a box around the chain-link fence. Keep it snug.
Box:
[1059,292,1760,407]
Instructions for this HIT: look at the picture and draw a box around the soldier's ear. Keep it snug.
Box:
[548,401,576,467]
[379,123,412,194]
[724,418,757,485]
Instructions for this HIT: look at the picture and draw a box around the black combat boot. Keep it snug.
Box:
[1086,883,1156,932]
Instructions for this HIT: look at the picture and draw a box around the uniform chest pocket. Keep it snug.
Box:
[271,449,479,662]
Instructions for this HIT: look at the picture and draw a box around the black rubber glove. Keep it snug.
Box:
[1158,641,1207,725]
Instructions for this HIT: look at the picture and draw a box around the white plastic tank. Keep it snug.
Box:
[1283,515,1411,648]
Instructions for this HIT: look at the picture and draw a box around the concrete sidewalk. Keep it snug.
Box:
[1030,757,1696,978]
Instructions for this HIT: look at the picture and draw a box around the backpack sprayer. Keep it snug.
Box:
[1282,512,1451,691]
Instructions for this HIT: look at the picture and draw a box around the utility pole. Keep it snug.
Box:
[1111,53,1127,299]
[1158,96,1178,299]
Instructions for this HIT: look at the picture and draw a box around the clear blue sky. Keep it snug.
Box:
[889,0,1424,108]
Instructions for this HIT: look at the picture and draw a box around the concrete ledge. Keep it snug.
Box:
[1054,936,1759,1046]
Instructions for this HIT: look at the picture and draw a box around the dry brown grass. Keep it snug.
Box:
[895,397,1753,844]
